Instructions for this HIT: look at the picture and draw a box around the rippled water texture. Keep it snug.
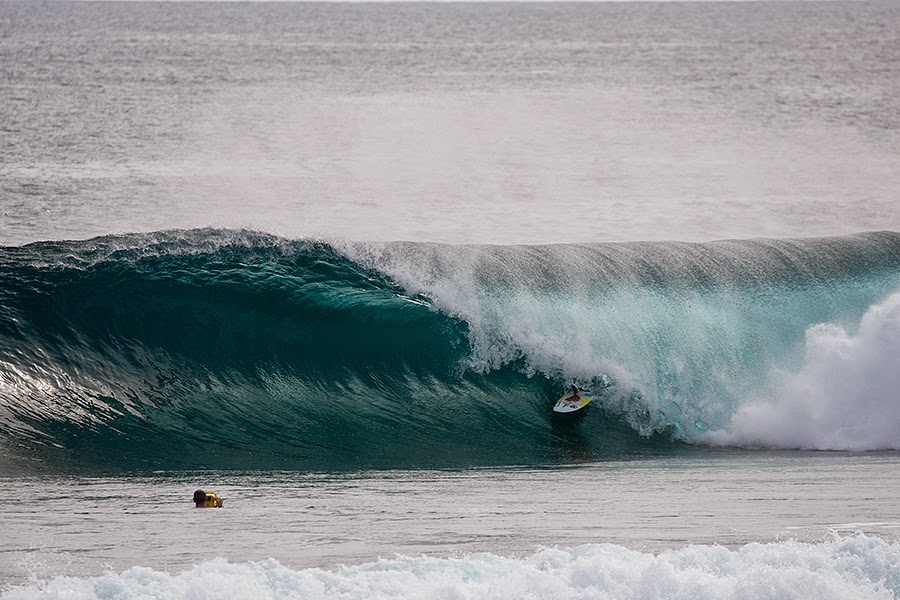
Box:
[1,1,898,245]
[1,2,899,596]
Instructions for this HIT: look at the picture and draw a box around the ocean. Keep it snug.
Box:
[1,1,899,598]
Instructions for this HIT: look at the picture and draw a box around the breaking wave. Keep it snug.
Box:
[1,229,899,470]
[3,535,898,600]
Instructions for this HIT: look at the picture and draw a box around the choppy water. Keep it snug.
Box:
[1,1,899,598]
[3,454,900,597]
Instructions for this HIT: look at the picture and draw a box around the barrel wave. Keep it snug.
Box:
[1,229,899,471]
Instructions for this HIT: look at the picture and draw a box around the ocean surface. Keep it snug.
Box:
[1,1,900,598]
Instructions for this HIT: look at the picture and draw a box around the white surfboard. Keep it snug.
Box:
[553,388,593,414]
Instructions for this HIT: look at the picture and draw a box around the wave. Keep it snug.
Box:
[3,535,898,600]
[702,291,900,450]
[1,229,899,470]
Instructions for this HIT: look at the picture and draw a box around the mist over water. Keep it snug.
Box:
[1,1,899,245]
[2,2,900,596]
[704,291,900,450]
[1,0,898,464]
[1,230,898,471]
[342,234,900,450]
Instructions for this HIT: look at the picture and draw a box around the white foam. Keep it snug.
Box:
[3,536,898,600]
[704,291,900,450]
[342,241,900,447]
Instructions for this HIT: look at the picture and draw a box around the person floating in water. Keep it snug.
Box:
[193,489,224,508]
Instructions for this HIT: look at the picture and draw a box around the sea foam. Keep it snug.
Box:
[704,291,900,450]
[3,231,900,468]
[3,536,898,600]
[345,235,900,448]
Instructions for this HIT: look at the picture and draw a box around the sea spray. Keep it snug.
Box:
[2,535,898,600]
[2,229,899,469]
[703,291,900,450]
[341,233,900,443]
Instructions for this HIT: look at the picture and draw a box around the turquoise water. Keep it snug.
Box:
[2,230,899,471]
[2,231,900,598]
[2,1,900,597]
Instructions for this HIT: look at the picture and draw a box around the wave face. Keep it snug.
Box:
[1,229,899,470]
[4,536,898,600]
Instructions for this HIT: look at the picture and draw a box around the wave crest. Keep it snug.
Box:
[2,229,900,469]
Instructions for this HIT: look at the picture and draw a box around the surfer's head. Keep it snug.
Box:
[193,489,206,507]
[193,489,224,508]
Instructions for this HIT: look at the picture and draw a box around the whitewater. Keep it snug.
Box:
[2,229,899,471]
[2,1,899,598]
[2,230,900,598]
[3,459,900,598]
[5,537,900,600]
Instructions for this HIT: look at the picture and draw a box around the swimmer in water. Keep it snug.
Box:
[193,489,224,508]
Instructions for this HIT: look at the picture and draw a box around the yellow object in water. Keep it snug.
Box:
[193,489,224,508]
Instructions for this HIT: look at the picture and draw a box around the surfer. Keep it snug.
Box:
[553,384,592,415]
[553,384,591,416]
[193,489,224,508]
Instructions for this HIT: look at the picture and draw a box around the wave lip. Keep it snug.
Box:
[0,229,669,469]
[2,229,900,469]
[344,231,900,449]
[3,535,898,600]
